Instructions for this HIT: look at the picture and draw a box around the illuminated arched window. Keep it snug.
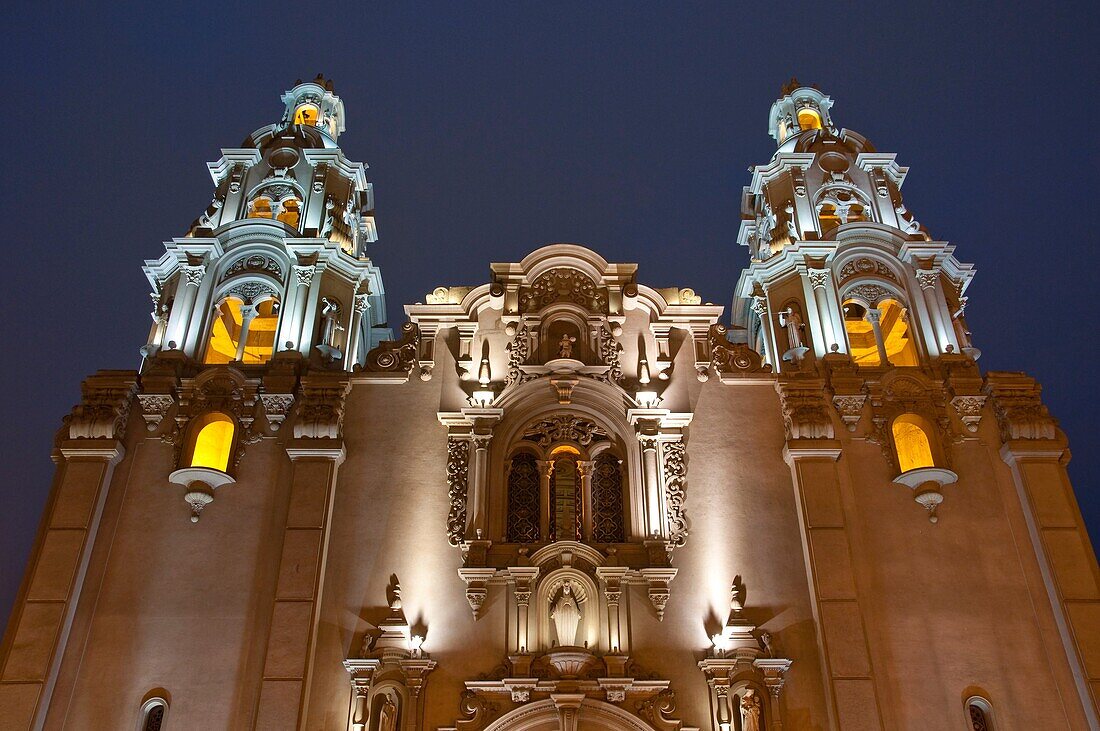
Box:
[843,296,919,366]
[591,453,624,543]
[892,414,936,472]
[204,297,280,365]
[506,452,541,543]
[248,196,274,219]
[798,108,823,131]
[138,696,168,731]
[848,203,868,222]
[276,197,301,229]
[294,103,320,126]
[549,447,582,542]
[183,412,235,472]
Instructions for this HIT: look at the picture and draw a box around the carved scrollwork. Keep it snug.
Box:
[844,283,894,306]
[776,379,835,440]
[984,373,1058,441]
[950,395,987,433]
[137,393,175,432]
[832,394,867,432]
[362,322,420,373]
[223,280,278,305]
[595,326,624,384]
[522,415,608,447]
[838,257,898,283]
[635,689,682,731]
[709,324,770,375]
[259,393,295,429]
[519,268,608,313]
[455,689,500,731]
[446,438,471,546]
[293,376,350,439]
[220,254,283,282]
[663,440,688,547]
[505,324,535,387]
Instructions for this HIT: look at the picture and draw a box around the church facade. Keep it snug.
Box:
[1,79,1097,731]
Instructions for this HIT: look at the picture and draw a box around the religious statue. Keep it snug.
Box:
[784,201,798,242]
[740,689,762,731]
[557,333,577,359]
[379,696,398,731]
[778,308,805,350]
[551,582,581,646]
[319,297,344,347]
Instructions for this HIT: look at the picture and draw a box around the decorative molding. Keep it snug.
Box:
[362,322,420,374]
[950,395,987,434]
[447,438,471,547]
[844,282,893,306]
[776,379,834,440]
[914,269,940,291]
[458,567,497,620]
[293,375,350,439]
[181,264,206,288]
[220,254,283,282]
[806,268,831,290]
[293,264,316,288]
[223,280,278,304]
[522,415,608,448]
[662,440,688,548]
[136,393,175,432]
[838,257,898,284]
[519,268,608,314]
[639,568,677,622]
[831,394,867,432]
[595,326,624,384]
[259,393,295,429]
[505,324,535,387]
[709,324,770,376]
[984,372,1058,441]
[67,372,139,441]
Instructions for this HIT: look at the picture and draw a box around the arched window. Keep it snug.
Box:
[204,296,279,364]
[294,103,320,126]
[893,414,936,472]
[966,696,995,730]
[183,412,235,473]
[276,197,301,228]
[248,196,274,219]
[798,108,823,131]
[842,296,919,366]
[506,452,541,543]
[818,203,841,233]
[549,447,582,542]
[138,696,168,731]
[591,453,625,543]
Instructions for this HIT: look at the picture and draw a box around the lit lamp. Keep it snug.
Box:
[635,391,660,408]
[471,390,496,407]
[409,634,424,657]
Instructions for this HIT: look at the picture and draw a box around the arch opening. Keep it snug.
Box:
[892,413,936,472]
[204,296,279,364]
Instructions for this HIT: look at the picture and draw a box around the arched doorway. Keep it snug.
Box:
[481,697,662,731]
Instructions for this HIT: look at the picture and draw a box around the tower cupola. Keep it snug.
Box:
[280,74,346,142]
[769,78,834,145]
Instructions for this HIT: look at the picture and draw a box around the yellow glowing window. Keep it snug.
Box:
[249,197,274,219]
[276,198,301,228]
[204,297,279,365]
[819,204,841,233]
[294,104,320,126]
[843,301,879,365]
[188,413,235,472]
[798,109,822,131]
[893,415,935,472]
[879,299,919,366]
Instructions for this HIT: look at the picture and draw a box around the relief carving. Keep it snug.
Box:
[293,376,351,439]
[984,373,1058,441]
[838,257,898,283]
[522,415,608,447]
[67,372,139,440]
[446,438,471,547]
[362,322,420,374]
[519,268,608,313]
[663,440,688,547]
[709,324,770,376]
[776,379,834,440]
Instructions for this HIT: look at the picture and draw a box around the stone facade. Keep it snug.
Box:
[1,79,1097,731]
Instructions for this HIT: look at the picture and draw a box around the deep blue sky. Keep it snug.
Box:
[1,3,1096,631]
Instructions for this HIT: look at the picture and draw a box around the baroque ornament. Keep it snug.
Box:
[220,254,283,282]
[522,415,608,447]
[362,322,420,374]
[709,324,769,375]
[519,268,608,313]
[663,440,689,547]
[839,257,898,283]
[845,282,893,306]
[505,324,535,387]
[446,438,471,546]
[595,326,624,384]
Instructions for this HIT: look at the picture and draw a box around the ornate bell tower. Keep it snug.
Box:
[141,75,390,370]
[734,79,977,371]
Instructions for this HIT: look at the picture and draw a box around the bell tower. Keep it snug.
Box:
[141,76,389,370]
[734,79,977,370]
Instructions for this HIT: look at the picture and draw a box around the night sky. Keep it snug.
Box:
[1,3,1096,631]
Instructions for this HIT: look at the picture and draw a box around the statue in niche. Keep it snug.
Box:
[551,582,581,647]
[740,690,762,731]
[557,333,577,359]
[379,696,398,731]
[319,297,344,347]
[778,308,805,349]
[784,201,798,242]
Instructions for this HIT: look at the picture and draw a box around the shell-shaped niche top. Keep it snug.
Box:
[519,268,608,314]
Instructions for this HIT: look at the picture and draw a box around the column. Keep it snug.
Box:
[537,460,553,541]
[466,434,492,539]
[577,460,594,540]
[253,376,349,730]
[164,264,203,350]
[783,442,884,730]
[343,294,370,371]
[638,434,662,539]
[0,372,135,730]
[914,269,959,356]
[807,269,839,353]
[509,568,539,655]
[751,294,779,370]
[596,567,629,654]
[233,304,259,362]
[290,265,316,355]
[864,308,890,366]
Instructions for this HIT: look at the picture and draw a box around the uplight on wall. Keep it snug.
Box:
[471,390,496,407]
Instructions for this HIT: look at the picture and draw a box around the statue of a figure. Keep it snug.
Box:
[784,201,798,242]
[778,308,805,350]
[319,297,343,347]
[740,690,762,731]
[557,333,577,359]
[551,582,581,646]
[379,697,398,731]
[320,196,336,237]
